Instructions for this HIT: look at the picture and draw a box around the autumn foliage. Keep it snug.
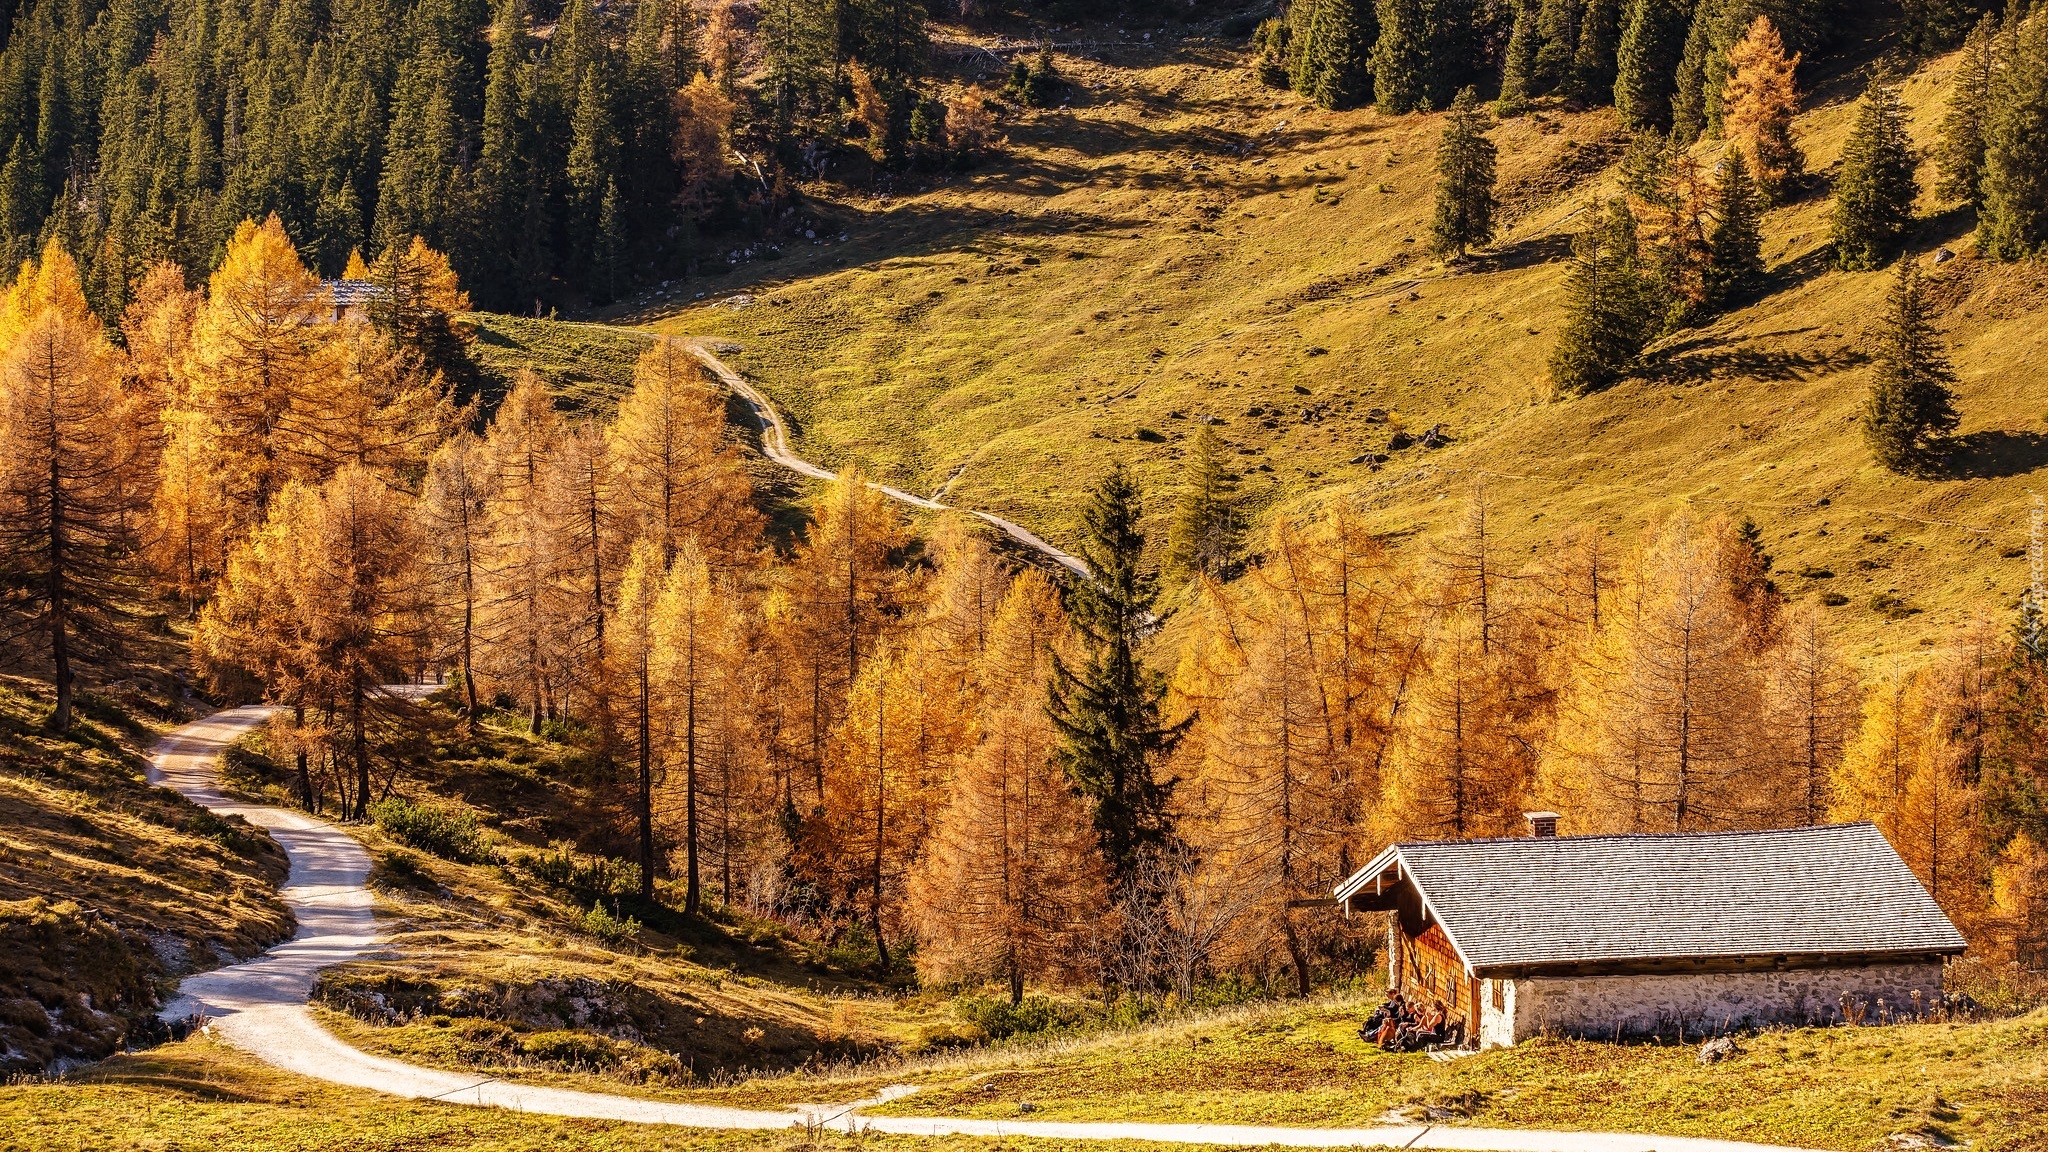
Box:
[6,210,2045,1007]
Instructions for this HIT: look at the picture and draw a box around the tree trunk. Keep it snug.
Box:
[350,683,371,820]
[47,441,72,733]
[638,655,655,902]
[294,702,313,811]
[1281,915,1312,997]
[685,657,700,915]
[871,670,889,971]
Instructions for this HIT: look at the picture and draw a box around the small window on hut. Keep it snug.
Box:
[1491,981,1504,1011]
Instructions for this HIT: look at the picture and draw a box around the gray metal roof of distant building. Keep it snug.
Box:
[1334,822,1967,973]
[324,279,383,307]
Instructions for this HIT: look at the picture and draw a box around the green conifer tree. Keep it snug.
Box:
[1935,13,1999,208]
[1163,423,1239,583]
[1831,82,1918,271]
[1614,0,1690,130]
[1533,0,1581,93]
[1497,0,1541,115]
[1669,0,1720,145]
[1979,8,2048,259]
[1373,0,1431,113]
[1431,87,1498,257]
[1569,0,1623,105]
[1861,260,1960,472]
[1047,464,1185,893]
[1706,149,1765,307]
[1551,198,1654,394]
[1294,0,1375,110]
[1900,0,1990,54]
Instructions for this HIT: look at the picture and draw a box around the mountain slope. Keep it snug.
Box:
[635,24,2043,661]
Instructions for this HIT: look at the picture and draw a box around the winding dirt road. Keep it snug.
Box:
[686,340,1092,579]
[147,706,1821,1151]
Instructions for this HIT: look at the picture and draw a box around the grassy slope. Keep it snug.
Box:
[0,679,290,1073]
[220,702,959,1088]
[1,1033,1195,1152]
[625,25,2042,663]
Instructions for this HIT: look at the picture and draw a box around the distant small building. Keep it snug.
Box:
[322,278,384,322]
[1333,818,1967,1049]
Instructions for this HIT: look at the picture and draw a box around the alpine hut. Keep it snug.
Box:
[1332,816,1968,1048]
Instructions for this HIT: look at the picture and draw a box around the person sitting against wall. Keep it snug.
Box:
[1371,992,1414,1050]
[1397,1001,1447,1052]
[1359,989,1400,1040]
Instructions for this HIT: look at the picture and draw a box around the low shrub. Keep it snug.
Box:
[369,797,489,863]
[520,841,639,898]
[953,994,1094,1041]
[570,900,641,946]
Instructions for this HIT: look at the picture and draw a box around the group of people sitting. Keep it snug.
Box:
[1358,988,1461,1052]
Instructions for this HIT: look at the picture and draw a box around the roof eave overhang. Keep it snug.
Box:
[1470,947,1969,980]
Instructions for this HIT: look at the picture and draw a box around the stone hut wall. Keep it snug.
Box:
[1477,962,1944,1048]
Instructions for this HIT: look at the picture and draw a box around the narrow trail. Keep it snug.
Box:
[146,708,1822,1152]
[685,340,1092,579]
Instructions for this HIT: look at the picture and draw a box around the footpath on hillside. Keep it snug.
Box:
[145,703,1823,1152]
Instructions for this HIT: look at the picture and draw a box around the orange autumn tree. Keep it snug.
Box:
[197,465,425,816]
[1720,16,1804,205]
[650,539,736,912]
[477,370,566,731]
[824,631,972,970]
[0,243,151,731]
[183,216,330,527]
[607,337,757,567]
[1833,642,1992,933]
[1540,513,1776,833]
[913,570,1104,1002]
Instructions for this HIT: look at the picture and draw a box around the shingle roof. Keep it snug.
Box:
[324,278,384,307]
[1335,822,1966,973]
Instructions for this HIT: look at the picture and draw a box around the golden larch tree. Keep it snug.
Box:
[606,337,757,567]
[913,570,1104,1002]
[1720,16,1804,204]
[183,216,330,526]
[477,370,566,731]
[0,243,149,731]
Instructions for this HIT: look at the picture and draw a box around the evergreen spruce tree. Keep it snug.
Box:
[1163,423,1239,583]
[1047,464,1186,892]
[1936,13,1999,208]
[1533,0,1581,94]
[1861,259,1960,472]
[1614,0,1690,130]
[1706,148,1765,307]
[1569,0,1624,105]
[1551,198,1654,394]
[1979,8,2048,259]
[1496,0,1541,115]
[1431,87,1498,258]
[1373,0,1431,113]
[1669,1,1720,145]
[1900,0,1990,55]
[1293,0,1375,110]
[1832,83,1918,271]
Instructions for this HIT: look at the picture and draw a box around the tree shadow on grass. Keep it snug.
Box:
[1634,342,1867,386]
[1467,232,1576,273]
[1933,429,2048,480]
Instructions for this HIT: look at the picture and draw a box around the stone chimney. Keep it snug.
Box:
[1525,811,1561,838]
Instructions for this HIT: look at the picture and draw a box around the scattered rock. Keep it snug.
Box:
[1697,1036,1742,1064]
[1388,430,1415,451]
[1419,424,1451,448]
[1933,247,1955,265]
[1018,1101,1038,1114]
[1363,408,1389,423]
